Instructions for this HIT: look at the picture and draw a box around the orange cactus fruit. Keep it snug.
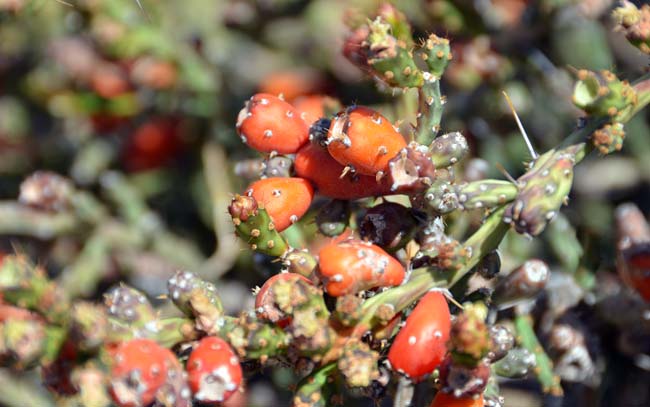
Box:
[317,237,405,296]
[293,95,338,125]
[327,106,407,177]
[429,392,485,407]
[258,68,323,102]
[187,336,243,404]
[236,93,310,154]
[246,177,314,232]
[387,291,451,381]
[109,339,178,407]
[294,142,391,200]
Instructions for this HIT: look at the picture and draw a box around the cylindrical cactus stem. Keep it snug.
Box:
[514,314,563,396]
[386,142,437,193]
[491,346,537,378]
[106,317,196,349]
[316,200,350,237]
[334,295,363,327]
[293,362,336,407]
[228,194,289,257]
[613,2,650,54]
[167,270,223,332]
[572,69,637,121]
[282,248,318,278]
[454,180,518,210]
[429,131,469,168]
[415,73,445,145]
[449,303,491,367]
[591,122,625,155]
[214,315,290,361]
[363,17,423,89]
[70,302,108,352]
[487,325,515,363]
[0,255,70,325]
[419,34,452,78]
[376,3,414,46]
[337,339,380,388]
[412,179,459,215]
[0,316,64,369]
[546,213,583,274]
[492,259,550,309]
[104,284,157,328]
[504,147,576,237]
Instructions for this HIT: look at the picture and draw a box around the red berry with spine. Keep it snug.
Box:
[387,291,451,381]
[246,177,314,232]
[109,339,178,407]
[429,392,484,407]
[255,272,313,328]
[236,93,309,154]
[294,142,391,200]
[327,106,406,177]
[316,237,405,296]
[187,336,243,404]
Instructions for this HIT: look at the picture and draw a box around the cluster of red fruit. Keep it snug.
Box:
[230,92,485,406]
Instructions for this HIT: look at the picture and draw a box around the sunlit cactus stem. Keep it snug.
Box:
[514,314,563,396]
[229,194,289,257]
[293,363,336,407]
[455,180,518,210]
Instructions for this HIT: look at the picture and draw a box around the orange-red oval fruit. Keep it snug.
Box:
[294,143,391,200]
[122,117,183,172]
[317,237,405,296]
[328,106,406,176]
[429,392,484,407]
[293,95,334,125]
[237,93,309,154]
[90,64,130,99]
[258,69,323,102]
[255,272,313,328]
[187,336,242,403]
[246,177,314,232]
[109,339,177,407]
[387,291,451,381]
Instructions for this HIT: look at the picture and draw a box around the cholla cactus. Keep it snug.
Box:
[1,1,650,407]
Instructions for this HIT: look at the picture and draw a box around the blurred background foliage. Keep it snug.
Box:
[0,0,649,406]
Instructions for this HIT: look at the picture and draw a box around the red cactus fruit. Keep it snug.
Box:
[90,63,130,99]
[187,336,243,404]
[429,392,484,407]
[317,237,405,296]
[236,93,310,154]
[257,69,323,102]
[246,177,314,232]
[327,106,406,177]
[294,142,391,200]
[109,339,177,407]
[293,95,335,125]
[122,117,183,172]
[387,291,451,381]
[130,57,178,90]
[255,273,313,328]
[42,340,78,396]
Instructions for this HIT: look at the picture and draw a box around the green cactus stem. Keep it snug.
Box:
[455,180,518,210]
[364,17,424,89]
[229,194,290,257]
[0,256,70,325]
[0,369,56,407]
[282,249,318,278]
[545,213,583,274]
[104,284,157,328]
[572,69,637,121]
[415,73,445,145]
[213,315,290,361]
[0,202,78,239]
[514,314,563,396]
[492,347,536,378]
[420,34,452,78]
[0,319,66,368]
[429,131,469,168]
[591,122,625,155]
[167,270,223,332]
[69,302,108,352]
[613,1,650,54]
[504,147,576,237]
[106,317,196,349]
[449,303,491,367]
[293,362,336,407]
